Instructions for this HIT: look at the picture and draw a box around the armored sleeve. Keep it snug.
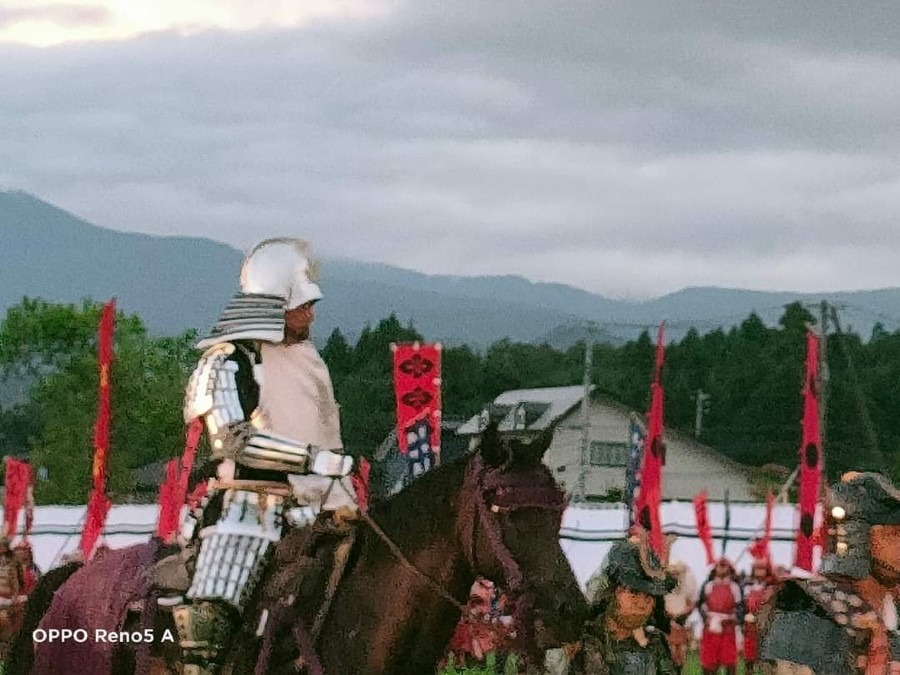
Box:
[184,343,258,459]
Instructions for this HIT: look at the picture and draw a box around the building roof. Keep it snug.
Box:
[457,385,594,435]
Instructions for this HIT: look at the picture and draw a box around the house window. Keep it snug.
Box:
[590,441,628,467]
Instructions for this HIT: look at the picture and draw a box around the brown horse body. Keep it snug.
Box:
[15,427,587,675]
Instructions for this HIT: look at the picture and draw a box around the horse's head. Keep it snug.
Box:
[460,423,587,651]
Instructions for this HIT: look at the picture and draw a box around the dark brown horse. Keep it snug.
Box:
[18,425,587,675]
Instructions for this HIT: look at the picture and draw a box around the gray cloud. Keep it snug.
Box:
[2,0,900,298]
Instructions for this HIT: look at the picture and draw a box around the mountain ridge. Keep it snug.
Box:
[3,190,900,347]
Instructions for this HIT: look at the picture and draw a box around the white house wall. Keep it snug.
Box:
[546,399,753,501]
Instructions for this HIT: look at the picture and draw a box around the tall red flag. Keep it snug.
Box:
[391,343,442,455]
[693,491,716,565]
[794,330,823,571]
[3,458,32,540]
[635,322,666,555]
[80,299,116,559]
[80,489,111,559]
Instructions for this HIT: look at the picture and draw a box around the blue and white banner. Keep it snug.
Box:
[624,418,645,526]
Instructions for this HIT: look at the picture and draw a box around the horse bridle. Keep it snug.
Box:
[458,453,568,632]
[348,452,567,627]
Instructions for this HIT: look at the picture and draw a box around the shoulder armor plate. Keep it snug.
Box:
[183,343,243,426]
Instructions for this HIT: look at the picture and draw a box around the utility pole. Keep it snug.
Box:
[576,339,593,502]
[694,389,711,438]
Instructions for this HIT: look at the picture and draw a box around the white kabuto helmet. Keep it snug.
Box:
[197,238,322,348]
[240,238,322,309]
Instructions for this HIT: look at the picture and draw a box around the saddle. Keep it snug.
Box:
[249,508,359,675]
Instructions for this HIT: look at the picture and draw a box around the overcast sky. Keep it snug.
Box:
[2,1,899,299]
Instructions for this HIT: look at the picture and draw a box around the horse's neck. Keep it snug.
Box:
[322,464,477,674]
[366,463,475,600]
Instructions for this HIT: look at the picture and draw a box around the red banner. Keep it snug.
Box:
[80,299,116,559]
[635,323,666,555]
[156,460,180,541]
[3,458,32,540]
[693,491,716,565]
[749,491,775,562]
[157,417,203,542]
[174,418,203,512]
[794,330,823,571]
[91,299,116,493]
[80,488,112,559]
[392,342,442,455]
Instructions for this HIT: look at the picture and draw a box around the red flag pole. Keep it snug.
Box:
[794,329,823,571]
[80,299,116,559]
[635,322,666,555]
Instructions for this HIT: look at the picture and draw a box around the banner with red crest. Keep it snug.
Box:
[4,457,33,541]
[392,342,442,464]
[634,322,666,555]
[80,299,116,559]
[794,329,823,571]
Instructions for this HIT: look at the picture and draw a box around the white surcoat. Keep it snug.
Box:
[255,340,356,512]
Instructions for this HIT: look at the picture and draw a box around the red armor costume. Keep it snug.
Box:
[698,558,743,675]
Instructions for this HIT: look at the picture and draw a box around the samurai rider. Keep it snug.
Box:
[574,530,679,675]
[155,238,357,675]
[759,472,900,675]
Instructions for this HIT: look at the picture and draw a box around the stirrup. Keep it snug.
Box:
[172,602,232,669]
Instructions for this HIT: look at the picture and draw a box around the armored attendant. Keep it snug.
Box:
[575,531,678,675]
[759,472,900,675]
[697,558,744,675]
[741,556,774,674]
[159,238,356,675]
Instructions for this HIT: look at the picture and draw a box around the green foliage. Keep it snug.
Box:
[0,298,198,503]
[3,297,899,505]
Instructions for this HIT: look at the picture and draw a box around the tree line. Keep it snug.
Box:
[0,298,897,504]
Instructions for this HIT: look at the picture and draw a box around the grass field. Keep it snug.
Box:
[437,650,751,674]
